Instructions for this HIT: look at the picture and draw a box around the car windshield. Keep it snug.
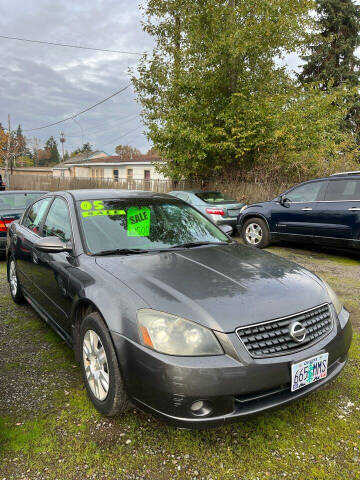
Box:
[77,198,230,254]
[0,193,44,210]
[195,192,236,204]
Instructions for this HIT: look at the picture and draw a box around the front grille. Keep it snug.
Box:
[236,304,332,358]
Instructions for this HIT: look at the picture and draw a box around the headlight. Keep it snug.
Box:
[137,309,223,356]
[323,281,343,315]
[239,205,247,214]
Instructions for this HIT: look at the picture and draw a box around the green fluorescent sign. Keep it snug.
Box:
[127,207,151,237]
[81,210,125,217]
[80,200,125,218]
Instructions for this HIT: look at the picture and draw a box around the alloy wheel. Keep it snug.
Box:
[83,330,110,401]
[9,260,18,296]
[245,223,263,245]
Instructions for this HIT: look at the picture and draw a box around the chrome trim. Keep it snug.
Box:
[301,208,313,211]
[236,303,333,359]
[330,171,360,176]
[270,231,360,243]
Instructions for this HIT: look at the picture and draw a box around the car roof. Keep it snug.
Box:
[0,190,47,194]
[58,189,177,201]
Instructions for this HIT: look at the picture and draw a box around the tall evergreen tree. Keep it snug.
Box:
[299,0,360,89]
[45,136,60,164]
[14,124,29,158]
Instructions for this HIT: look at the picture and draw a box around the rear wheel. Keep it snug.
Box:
[79,312,130,416]
[242,218,270,248]
[8,257,25,304]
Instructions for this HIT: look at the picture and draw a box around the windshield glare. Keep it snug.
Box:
[195,192,236,204]
[77,198,229,254]
[0,193,44,210]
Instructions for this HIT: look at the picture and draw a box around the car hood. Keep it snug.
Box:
[95,243,329,333]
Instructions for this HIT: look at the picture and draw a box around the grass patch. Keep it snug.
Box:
[0,336,359,480]
[0,247,359,479]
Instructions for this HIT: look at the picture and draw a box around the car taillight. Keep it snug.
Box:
[206,208,224,216]
[0,219,14,232]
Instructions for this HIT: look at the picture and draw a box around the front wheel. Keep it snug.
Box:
[79,312,130,416]
[8,257,25,304]
[242,218,270,248]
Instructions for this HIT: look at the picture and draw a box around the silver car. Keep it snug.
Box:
[168,190,245,230]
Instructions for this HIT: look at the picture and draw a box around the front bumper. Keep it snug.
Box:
[111,307,352,428]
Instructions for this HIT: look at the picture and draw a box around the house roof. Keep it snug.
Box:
[85,154,162,164]
[53,154,165,170]
[63,150,109,165]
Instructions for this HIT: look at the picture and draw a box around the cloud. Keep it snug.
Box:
[0,0,153,154]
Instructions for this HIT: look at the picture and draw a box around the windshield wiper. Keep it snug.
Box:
[169,241,229,249]
[93,248,150,256]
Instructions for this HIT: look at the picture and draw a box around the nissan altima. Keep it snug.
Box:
[6,190,352,427]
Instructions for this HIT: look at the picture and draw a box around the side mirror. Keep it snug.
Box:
[34,236,72,253]
[219,224,233,235]
[279,195,291,208]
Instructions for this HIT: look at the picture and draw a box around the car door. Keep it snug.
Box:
[271,180,327,239]
[14,197,52,297]
[316,178,360,242]
[31,196,74,334]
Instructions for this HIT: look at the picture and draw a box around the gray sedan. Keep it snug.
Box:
[168,190,245,229]
[6,190,352,428]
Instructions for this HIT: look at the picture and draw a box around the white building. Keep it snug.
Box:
[53,152,167,182]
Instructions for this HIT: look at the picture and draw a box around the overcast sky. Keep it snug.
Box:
[3,1,358,157]
[0,0,154,155]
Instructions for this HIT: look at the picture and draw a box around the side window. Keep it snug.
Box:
[325,180,360,201]
[286,182,324,203]
[42,198,72,243]
[22,198,51,234]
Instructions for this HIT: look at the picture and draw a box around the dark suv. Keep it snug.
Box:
[237,172,360,250]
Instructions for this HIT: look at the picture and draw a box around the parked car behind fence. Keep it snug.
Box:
[0,190,47,254]
[237,172,360,250]
[168,190,245,231]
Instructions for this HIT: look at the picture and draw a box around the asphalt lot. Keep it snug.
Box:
[0,244,359,480]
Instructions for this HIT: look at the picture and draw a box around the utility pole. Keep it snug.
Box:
[60,132,66,162]
[5,114,11,188]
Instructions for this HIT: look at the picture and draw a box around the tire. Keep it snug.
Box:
[8,257,26,304]
[79,312,130,416]
[242,217,270,249]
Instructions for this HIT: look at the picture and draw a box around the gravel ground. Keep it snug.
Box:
[0,244,359,480]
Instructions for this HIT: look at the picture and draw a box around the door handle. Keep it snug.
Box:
[348,207,360,211]
[301,208,313,211]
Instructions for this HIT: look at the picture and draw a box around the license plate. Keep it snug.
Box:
[291,353,328,392]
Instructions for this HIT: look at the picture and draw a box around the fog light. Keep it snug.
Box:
[189,400,213,417]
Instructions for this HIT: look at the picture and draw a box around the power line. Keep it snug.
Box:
[22,84,131,132]
[0,35,144,55]
[64,113,139,138]
[102,125,142,147]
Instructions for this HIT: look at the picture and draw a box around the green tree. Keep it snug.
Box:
[299,0,360,89]
[133,0,358,180]
[71,142,93,157]
[44,136,60,165]
[299,0,360,140]
[115,144,141,158]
